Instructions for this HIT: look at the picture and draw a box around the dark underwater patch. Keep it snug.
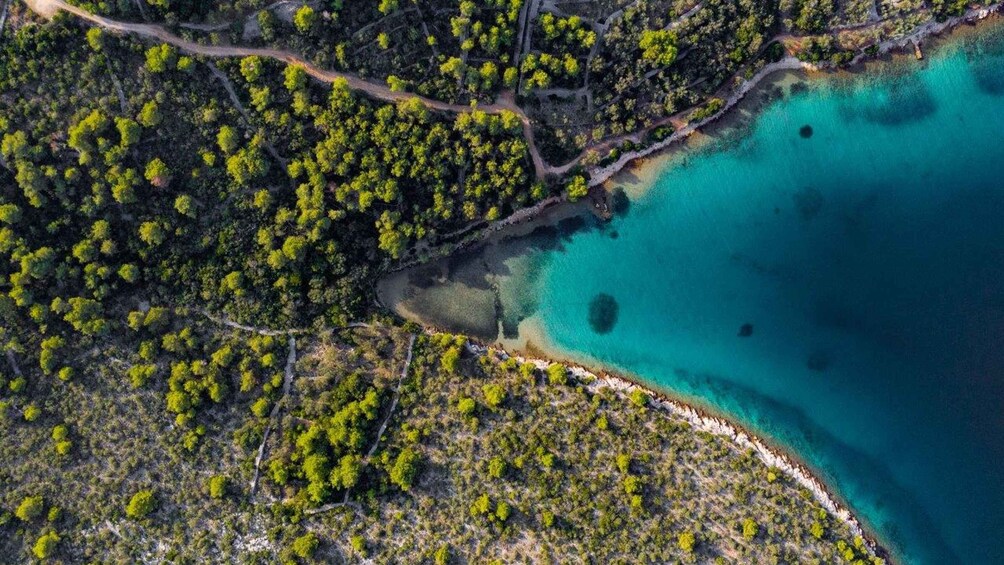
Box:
[557,215,588,237]
[501,314,522,339]
[610,187,631,218]
[853,75,938,125]
[793,186,825,221]
[807,351,830,372]
[964,37,1004,96]
[588,293,619,334]
[738,323,754,337]
[407,264,445,289]
[969,58,1004,95]
[799,124,814,138]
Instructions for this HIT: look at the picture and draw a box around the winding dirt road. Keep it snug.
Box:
[25,0,552,178]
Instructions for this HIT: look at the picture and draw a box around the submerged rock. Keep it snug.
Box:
[800,124,814,138]
[588,293,619,334]
[807,351,831,372]
[794,186,825,221]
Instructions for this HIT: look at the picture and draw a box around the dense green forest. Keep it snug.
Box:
[0,0,978,560]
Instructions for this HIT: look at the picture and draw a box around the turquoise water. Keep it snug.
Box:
[384,27,1004,564]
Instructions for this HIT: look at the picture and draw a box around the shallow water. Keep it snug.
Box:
[382,27,1004,565]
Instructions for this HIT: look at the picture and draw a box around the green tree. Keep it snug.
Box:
[482,383,505,409]
[457,397,476,417]
[487,456,506,478]
[616,453,631,474]
[174,194,195,217]
[15,496,44,521]
[566,175,589,202]
[208,475,227,499]
[293,5,316,33]
[389,447,420,491]
[240,56,263,83]
[284,65,308,92]
[138,101,162,127]
[0,203,21,224]
[434,545,450,565]
[145,44,177,73]
[116,117,141,146]
[742,517,758,540]
[440,347,461,374]
[217,125,240,154]
[291,532,318,559]
[138,222,166,247]
[546,363,568,386]
[639,30,679,66]
[32,531,59,559]
[144,158,171,187]
[226,144,268,185]
[86,27,104,51]
[630,389,649,408]
[496,500,511,521]
[678,531,696,552]
[118,264,140,283]
[125,490,156,519]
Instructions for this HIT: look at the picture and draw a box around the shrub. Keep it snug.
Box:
[482,383,505,409]
[546,364,568,386]
[441,347,461,374]
[33,531,59,559]
[616,454,631,474]
[487,456,506,479]
[291,532,318,559]
[350,534,366,555]
[208,476,227,499]
[678,531,696,552]
[742,518,758,540]
[434,545,450,565]
[457,397,476,417]
[629,389,649,407]
[495,501,511,522]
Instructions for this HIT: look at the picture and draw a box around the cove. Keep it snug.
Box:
[381,25,1004,565]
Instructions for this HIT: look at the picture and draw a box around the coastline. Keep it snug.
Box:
[389,1,1004,274]
[587,2,1004,190]
[376,8,1004,563]
[465,337,886,560]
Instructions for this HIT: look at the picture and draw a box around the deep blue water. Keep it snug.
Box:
[385,27,1004,564]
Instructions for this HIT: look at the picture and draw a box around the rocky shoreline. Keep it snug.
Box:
[586,2,1002,189]
[464,340,886,560]
[388,8,1004,561]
